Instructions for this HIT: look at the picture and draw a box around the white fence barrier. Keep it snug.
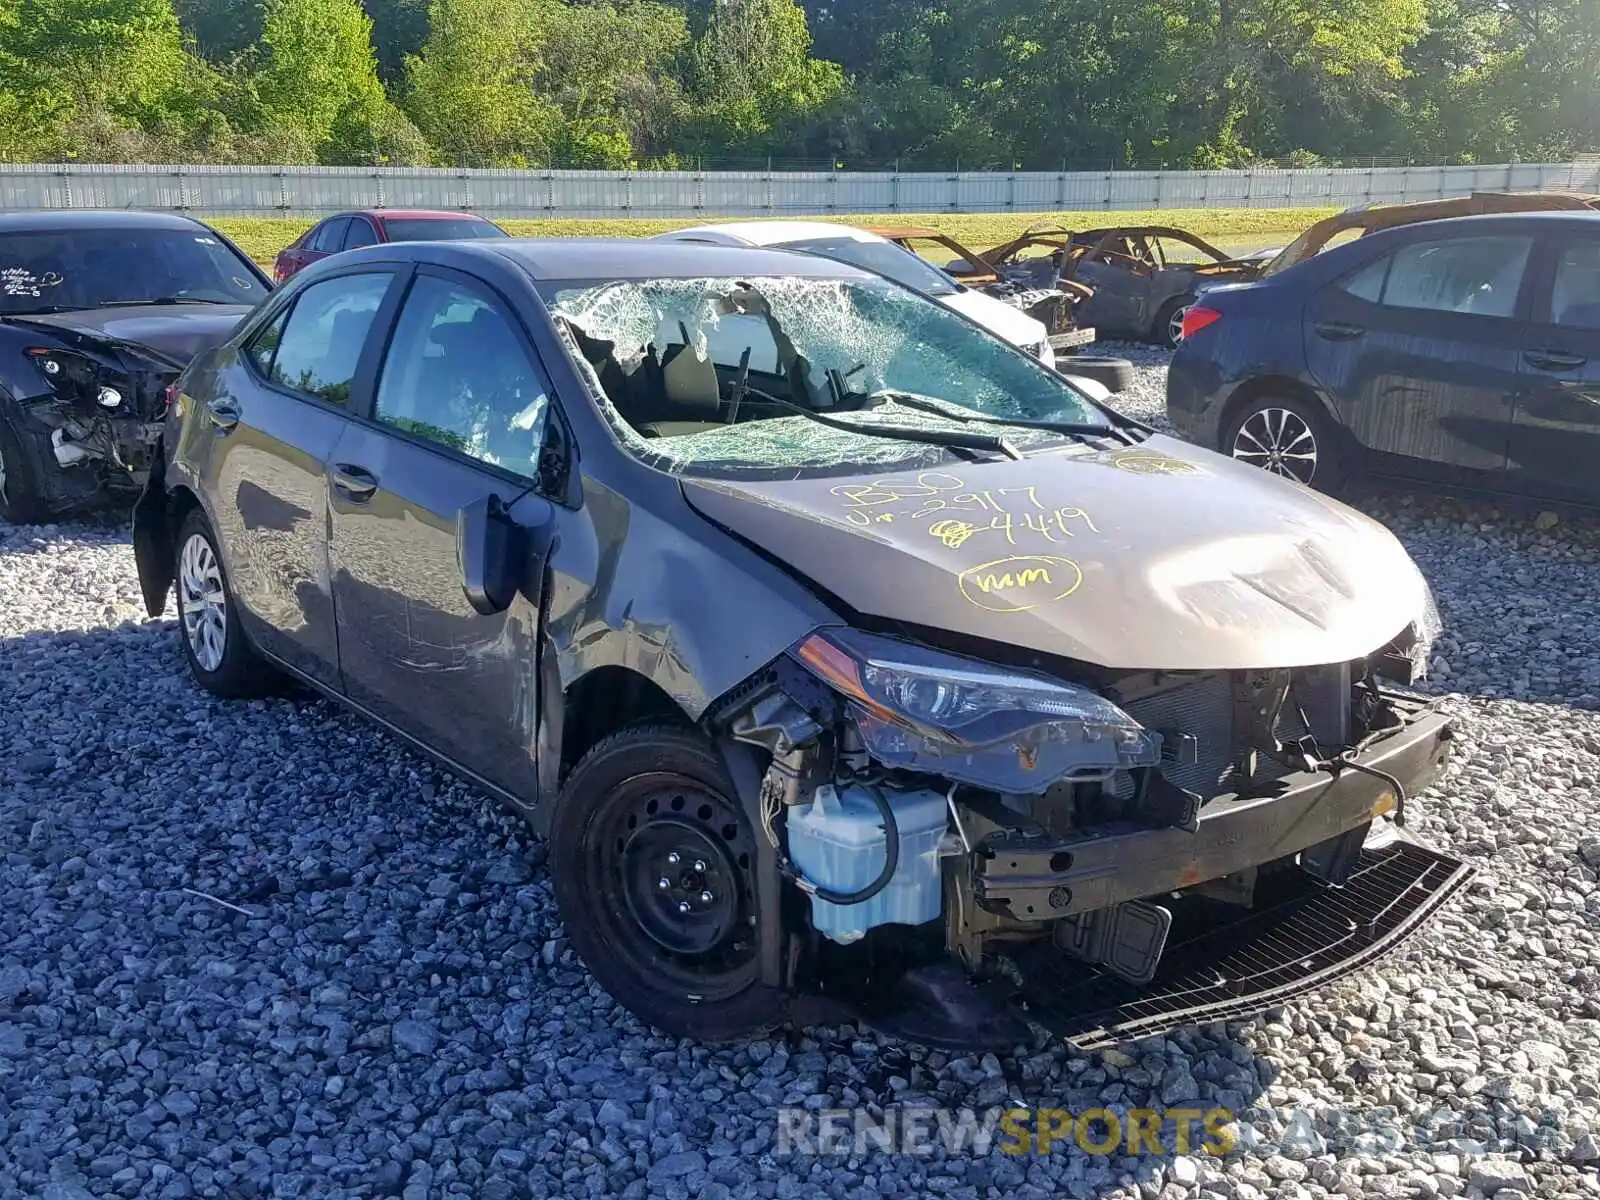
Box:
[2,161,1598,218]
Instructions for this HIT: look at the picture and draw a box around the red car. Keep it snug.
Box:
[272,209,510,282]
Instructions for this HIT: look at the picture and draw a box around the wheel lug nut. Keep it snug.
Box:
[677,900,692,914]
[667,852,680,866]
[657,877,671,891]
[699,890,714,904]
[693,860,707,872]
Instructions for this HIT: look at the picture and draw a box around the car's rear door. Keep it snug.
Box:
[1303,229,1534,480]
[1509,231,1600,504]
[191,265,404,686]
[326,264,560,802]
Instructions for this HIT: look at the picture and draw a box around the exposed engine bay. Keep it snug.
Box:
[712,618,1472,1047]
[11,328,180,506]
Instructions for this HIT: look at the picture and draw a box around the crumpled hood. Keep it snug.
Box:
[681,434,1428,671]
[13,304,253,365]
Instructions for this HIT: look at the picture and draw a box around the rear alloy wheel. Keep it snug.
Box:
[174,508,277,698]
[1223,394,1347,492]
[550,725,785,1042]
[1157,295,1195,348]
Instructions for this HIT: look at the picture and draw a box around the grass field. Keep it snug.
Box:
[213,205,1335,268]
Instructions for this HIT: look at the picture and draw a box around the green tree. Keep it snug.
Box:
[403,0,558,165]
[248,0,424,162]
[532,0,689,166]
[684,0,844,154]
[0,0,193,128]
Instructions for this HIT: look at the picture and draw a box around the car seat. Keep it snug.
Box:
[640,322,726,437]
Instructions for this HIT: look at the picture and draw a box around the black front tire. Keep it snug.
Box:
[550,724,786,1042]
[174,508,277,698]
[1221,392,1349,493]
[0,410,46,525]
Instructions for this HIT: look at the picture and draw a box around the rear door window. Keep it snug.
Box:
[262,272,394,406]
[342,219,379,251]
[308,219,351,253]
[1549,240,1600,330]
[1379,235,1533,318]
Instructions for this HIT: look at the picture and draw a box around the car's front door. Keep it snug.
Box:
[201,267,401,686]
[1508,233,1600,505]
[327,265,560,802]
[1304,230,1534,480]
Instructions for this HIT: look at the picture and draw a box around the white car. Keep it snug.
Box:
[652,221,1062,372]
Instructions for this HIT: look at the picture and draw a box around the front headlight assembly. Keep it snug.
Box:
[1374,580,1442,685]
[792,628,1160,794]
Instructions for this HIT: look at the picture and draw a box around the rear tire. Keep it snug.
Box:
[550,724,785,1042]
[174,508,277,698]
[0,409,46,525]
[1155,295,1195,349]
[1221,392,1349,493]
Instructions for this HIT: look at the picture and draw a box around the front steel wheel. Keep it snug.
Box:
[550,725,784,1041]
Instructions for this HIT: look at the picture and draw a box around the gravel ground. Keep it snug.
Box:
[3,352,1600,1200]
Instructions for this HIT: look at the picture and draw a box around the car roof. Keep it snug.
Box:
[488,237,877,281]
[0,209,213,232]
[331,209,492,220]
[655,220,882,247]
[1401,210,1600,228]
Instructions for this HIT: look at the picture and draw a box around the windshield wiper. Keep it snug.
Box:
[0,305,85,317]
[95,296,237,307]
[868,389,1139,445]
[759,390,1023,461]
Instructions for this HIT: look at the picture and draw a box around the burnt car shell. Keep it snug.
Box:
[134,238,1468,1048]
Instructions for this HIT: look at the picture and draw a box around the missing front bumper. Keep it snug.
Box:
[973,706,1454,922]
[1009,831,1473,1048]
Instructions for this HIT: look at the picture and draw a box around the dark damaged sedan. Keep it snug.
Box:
[133,238,1471,1047]
[0,210,270,523]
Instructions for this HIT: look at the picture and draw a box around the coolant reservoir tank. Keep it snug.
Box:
[785,782,949,945]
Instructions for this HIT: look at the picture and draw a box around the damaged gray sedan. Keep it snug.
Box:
[133,238,1471,1048]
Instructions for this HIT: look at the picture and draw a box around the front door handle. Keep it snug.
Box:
[331,463,379,501]
[204,401,240,431]
[1523,348,1588,372]
[1313,320,1366,341]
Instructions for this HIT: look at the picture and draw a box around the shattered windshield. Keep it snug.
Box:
[781,237,961,297]
[0,228,263,314]
[540,274,1112,479]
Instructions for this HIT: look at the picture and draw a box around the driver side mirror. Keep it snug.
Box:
[456,493,526,616]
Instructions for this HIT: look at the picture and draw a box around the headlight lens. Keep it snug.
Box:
[1409,582,1442,679]
[792,628,1161,793]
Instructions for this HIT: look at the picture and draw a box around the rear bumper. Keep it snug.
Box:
[1013,830,1472,1047]
[976,705,1455,920]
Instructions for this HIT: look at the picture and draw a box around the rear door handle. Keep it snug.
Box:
[331,463,379,501]
[1523,348,1588,372]
[204,401,240,431]
[1313,320,1366,341]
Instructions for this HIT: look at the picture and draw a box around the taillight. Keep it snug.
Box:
[1180,306,1222,339]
